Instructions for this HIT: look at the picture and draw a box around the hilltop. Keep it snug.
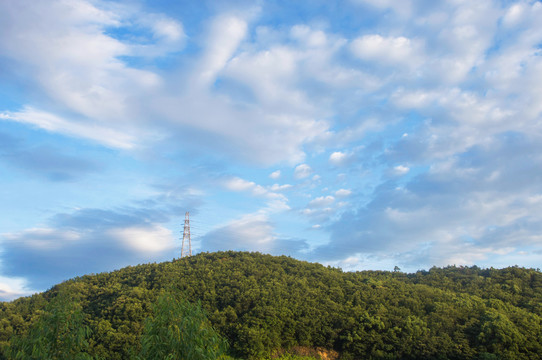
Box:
[1,251,541,359]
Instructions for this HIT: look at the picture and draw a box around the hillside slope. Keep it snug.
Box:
[1,251,541,359]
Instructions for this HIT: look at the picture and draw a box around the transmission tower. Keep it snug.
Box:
[181,212,191,258]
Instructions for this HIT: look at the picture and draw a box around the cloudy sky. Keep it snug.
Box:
[1,0,542,300]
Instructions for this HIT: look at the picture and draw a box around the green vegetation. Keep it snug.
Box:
[0,251,541,359]
[136,289,228,360]
[7,288,92,360]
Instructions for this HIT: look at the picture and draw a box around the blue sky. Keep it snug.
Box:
[1,0,542,300]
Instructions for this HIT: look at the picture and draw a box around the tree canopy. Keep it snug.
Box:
[1,251,541,359]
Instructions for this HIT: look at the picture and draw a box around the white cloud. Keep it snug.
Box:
[301,206,336,222]
[335,189,352,197]
[1,107,137,149]
[319,133,542,268]
[329,151,348,166]
[156,94,326,164]
[0,190,196,290]
[201,213,310,255]
[391,88,438,109]
[322,253,399,272]
[294,164,313,179]
[224,45,304,107]
[350,34,423,67]
[60,0,121,25]
[308,195,335,208]
[108,225,175,253]
[1,3,335,165]
[0,0,164,121]
[0,275,36,301]
[393,165,410,175]
[270,184,292,191]
[222,176,289,212]
[130,14,186,57]
[199,211,310,257]
[3,0,542,277]
[502,3,527,27]
[196,15,248,87]
[152,18,184,41]
[222,213,274,248]
[224,177,257,192]
[269,170,281,179]
[3,228,81,250]
[290,25,328,47]
[429,1,500,84]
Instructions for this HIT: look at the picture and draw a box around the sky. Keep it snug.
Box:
[1,0,542,300]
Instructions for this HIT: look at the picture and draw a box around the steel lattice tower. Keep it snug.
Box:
[181,212,191,258]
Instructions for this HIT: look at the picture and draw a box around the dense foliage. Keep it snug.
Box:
[7,288,92,360]
[136,289,228,360]
[0,251,541,359]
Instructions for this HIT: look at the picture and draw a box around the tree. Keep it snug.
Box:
[477,309,526,357]
[136,289,229,360]
[8,287,92,360]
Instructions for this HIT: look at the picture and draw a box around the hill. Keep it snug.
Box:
[1,251,541,359]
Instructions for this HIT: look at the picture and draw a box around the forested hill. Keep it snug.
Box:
[1,251,541,359]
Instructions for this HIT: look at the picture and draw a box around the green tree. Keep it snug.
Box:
[2,252,541,359]
[136,289,228,360]
[8,287,92,360]
[477,308,526,357]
